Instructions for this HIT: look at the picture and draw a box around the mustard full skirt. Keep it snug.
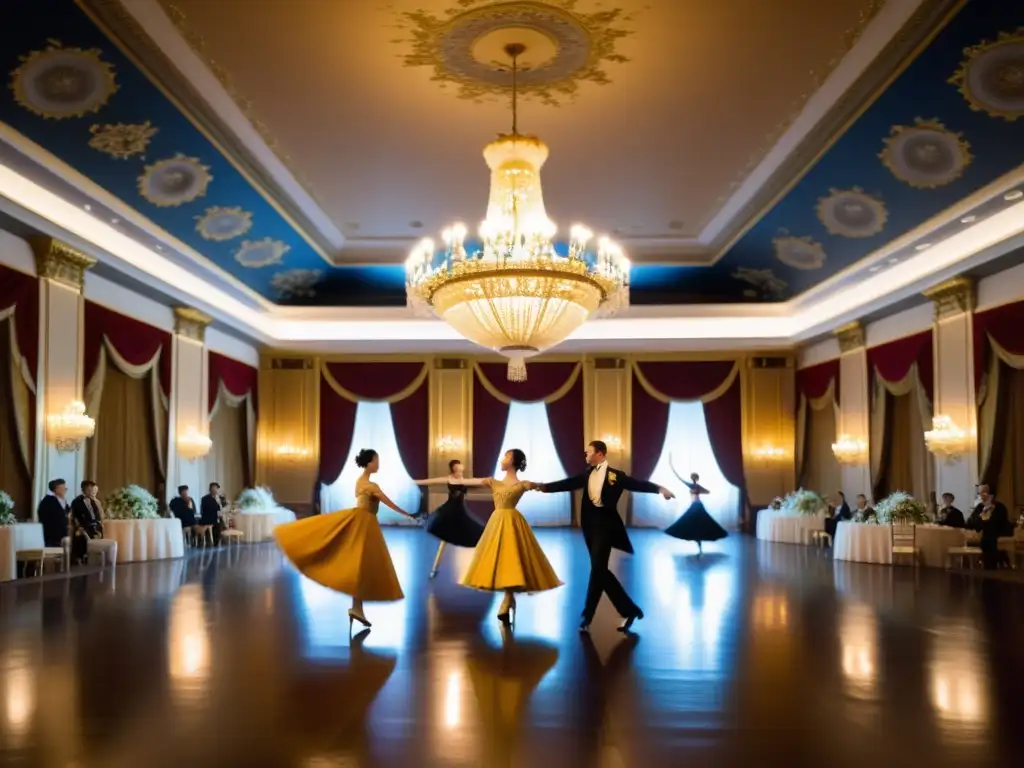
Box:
[274,508,404,601]
[461,508,563,593]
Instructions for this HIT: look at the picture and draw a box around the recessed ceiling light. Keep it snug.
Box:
[888,257,899,264]
[1004,189,1023,201]
[868,265,881,273]
[83,204,91,211]
[960,215,977,224]
[915,243,931,251]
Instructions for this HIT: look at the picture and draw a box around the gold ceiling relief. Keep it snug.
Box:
[815,187,887,238]
[879,118,972,189]
[390,0,636,106]
[137,153,213,207]
[732,267,788,300]
[773,234,827,270]
[196,205,253,241]
[234,237,290,268]
[949,27,1024,121]
[10,39,118,119]
[270,269,322,299]
[88,121,159,159]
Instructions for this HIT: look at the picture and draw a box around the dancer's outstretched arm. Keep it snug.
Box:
[620,472,675,499]
[538,472,588,493]
[458,477,492,487]
[369,483,415,518]
[413,476,453,487]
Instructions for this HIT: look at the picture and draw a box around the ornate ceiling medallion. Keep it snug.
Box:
[234,237,290,268]
[270,269,322,299]
[138,154,212,207]
[815,187,888,238]
[10,39,118,119]
[773,235,827,270]
[879,118,972,189]
[391,0,634,106]
[196,206,253,241]
[733,267,788,300]
[88,121,158,159]
[949,28,1024,121]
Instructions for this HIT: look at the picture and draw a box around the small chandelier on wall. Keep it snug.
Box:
[924,415,969,461]
[831,435,868,465]
[177,427,212,462]
[46,400,95,453]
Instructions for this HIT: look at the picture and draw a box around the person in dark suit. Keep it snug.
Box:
[824,490,852,540]
[936,492,965,528]
[200,482,223,546]
[967,485,1012,568]
[37,478,70,547]
[169,485,198,538]
[539,440,675,633]
[854,493,876,523]
[70,480,104,562]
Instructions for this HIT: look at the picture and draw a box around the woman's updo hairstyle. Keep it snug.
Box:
[509,448,527,473]
[355,448,378,468]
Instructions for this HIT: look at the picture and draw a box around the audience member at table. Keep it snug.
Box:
[200,482,224,546]
[936,492,965,528]
[854,493,876,523]
[170,485,198,538]
[37,478,70,547]
[967,485,1012,568]
[70,481,117,567]
[824,490,851,541]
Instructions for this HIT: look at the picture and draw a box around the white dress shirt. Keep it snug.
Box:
[588,462,608,507]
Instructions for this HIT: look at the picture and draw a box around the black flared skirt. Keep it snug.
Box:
[664,501,728,543]
[425,498,485,548]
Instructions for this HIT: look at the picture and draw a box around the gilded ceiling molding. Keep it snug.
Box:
[878,118,972,189]
[815,187,888,238]
[270,269,322,299]
[29,237,96,291]
[137,153,213,207]
[949,27,1024,122]
[10,40,118,119]
[173,306,213,342]
[235,237,290,268]
[835,321,865,353]
[88,121,159,159]
[196,206,253,241]
[773,235,827,270]
[923,277,975,321]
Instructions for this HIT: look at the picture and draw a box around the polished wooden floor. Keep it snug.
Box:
[2,529,1022,767]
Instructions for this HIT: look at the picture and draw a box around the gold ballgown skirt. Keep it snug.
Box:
[461,481,562,593]
[274,483,404,601]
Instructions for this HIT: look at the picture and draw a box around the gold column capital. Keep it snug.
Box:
[30,237,96,291]
[173,306,213,342]
[834,321,865,353]
[923,277,975,321]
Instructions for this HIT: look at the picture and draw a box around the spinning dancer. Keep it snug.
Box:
[274,448,417,629]
[664,460,728,554]
[414,459,486,579]
[461,449,562,624]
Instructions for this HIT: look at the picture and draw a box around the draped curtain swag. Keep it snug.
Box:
[471,361,583,477]
[0,263,38,478]
[319,362,429,485]
[630,360,745,508]
[209,352,258,485]
[975,301,1024,486]
[794,359,840,484]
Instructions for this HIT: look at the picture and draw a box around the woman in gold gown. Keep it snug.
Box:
[461,448,563,623]
[274,448,416,629]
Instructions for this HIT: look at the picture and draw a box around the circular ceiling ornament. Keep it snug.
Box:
[10,39,118,120]
[234,237,290,268]
[732,267,788,300]
[815,187,888,238]
[196,206,253,241]
[773,235,827,270]
[138,154,213,207]
[949,28,1024,121]
[879,118,972,189]
[391,0,635,106]
[270,269,322,299]
[88,121,158,160]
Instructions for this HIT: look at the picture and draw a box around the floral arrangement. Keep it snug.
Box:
[771,497,783,511]
[0,490,16,526]
[235,486,277,514]
[783,488,827,516]
[105,485,159,520]
[874,491,929,524]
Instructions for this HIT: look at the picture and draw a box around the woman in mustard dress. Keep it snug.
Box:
[274,448,416,629]
[461,448,562,623]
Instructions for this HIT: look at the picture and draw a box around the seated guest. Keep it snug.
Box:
[200,482,223,546]
[967,485,1012,569]
[169,485,198,536]
[37,478,70,547]
[70,481,117,566]
[936,492,964,528]
[854,493,876,523]
[824,490,851,540]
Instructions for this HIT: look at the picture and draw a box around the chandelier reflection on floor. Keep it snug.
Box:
[405,43,629,381]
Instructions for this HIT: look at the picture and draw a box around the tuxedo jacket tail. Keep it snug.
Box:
[544,467,660,554]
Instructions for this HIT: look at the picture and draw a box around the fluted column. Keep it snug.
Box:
[836,322,871,499]
[168,307,212,500]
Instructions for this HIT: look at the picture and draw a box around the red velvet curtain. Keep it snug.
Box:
[796,359,839,402]
[866,330,934,400]
[472,362,583,476]
[84,302,172,396]
[208,352,258,414]
[974,301,1024,392]
[0,263,39,378]
[319,362,428,484]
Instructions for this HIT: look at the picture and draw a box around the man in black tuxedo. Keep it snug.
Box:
[936,492,965,528]
[169,485,198,538]
[824,490,852,541]
[539,440,675,633]
[967,484,1012,568]
[200,482,223,546]
[70,480,103,562]
[37,478,70,547]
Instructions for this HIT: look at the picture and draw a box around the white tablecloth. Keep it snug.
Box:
[233,508,296,542]
[834,522,971,567]
[756,509,826,545]
[0,523,45,582]
[103,518,185,563]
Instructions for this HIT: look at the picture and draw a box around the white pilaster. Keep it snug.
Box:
[836,322,871,499]
[168,308,211,501]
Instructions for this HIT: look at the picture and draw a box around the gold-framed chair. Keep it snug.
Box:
[890,523,919,567]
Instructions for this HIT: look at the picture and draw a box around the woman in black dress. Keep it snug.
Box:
[664,466,728,555]
[414,459,487,578]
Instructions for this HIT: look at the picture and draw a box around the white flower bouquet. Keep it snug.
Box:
[783,488,827,516]
[875,491,928,524]
[0,490,16,526]
[235,486,277,514]
[105,485,160,520]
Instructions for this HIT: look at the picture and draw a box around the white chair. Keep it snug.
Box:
[810,530,832,549]
[946,545,983,569]
[16,548,66,576]
[221,529,244,548]
[891,524,919,567]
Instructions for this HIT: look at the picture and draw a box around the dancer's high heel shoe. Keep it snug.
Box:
[348,610,372,629]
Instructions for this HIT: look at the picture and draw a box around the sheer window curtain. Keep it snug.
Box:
[633,400,741,529]
[321,401,419,525]
[492,400,571,526]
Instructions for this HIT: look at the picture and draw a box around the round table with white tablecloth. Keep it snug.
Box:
[756,509,826,545]
[102,518,185,563]
[0,523,45,581]
[833,521,971,567]
[232,508,297,543]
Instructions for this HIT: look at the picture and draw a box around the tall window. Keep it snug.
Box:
[633,400,740,529]
[492,400,571,526]
[322,402,420,525]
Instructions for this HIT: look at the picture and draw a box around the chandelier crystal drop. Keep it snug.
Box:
[46,400,95,453]
[405,42,629,381]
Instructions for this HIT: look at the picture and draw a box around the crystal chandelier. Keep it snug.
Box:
[46,400,95,453]
[406,43,629,381]
[177,426,212,462]
[831,434,868,465]
[924,415,969,461]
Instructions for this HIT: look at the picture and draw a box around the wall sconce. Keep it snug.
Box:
[177,426,212,462]
[46,400,95,453]
[435,435,465,455]
[601,435,623,451]
[924,415,969,462]
[831,435,868,465]
[275,444,311,462]
[750,443,790,464]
